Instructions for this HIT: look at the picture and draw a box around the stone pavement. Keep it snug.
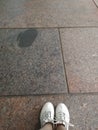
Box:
[0,0,98,130]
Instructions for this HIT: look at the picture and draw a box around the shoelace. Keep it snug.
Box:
[42,111,74,130]
[42,111,54,125]
[54,112,74,130]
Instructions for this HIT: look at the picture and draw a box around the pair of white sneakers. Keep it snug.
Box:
[40,102,74,130]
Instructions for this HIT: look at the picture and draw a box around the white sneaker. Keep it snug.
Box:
[56,103,74,130]
[40,102,54,127]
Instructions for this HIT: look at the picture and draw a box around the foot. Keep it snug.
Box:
[56,103,74,130]
[40,102,54,127]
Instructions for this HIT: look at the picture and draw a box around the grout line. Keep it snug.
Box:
[1,26,98,29]
[92,0,98,8]
[58,28,70,94]
[0,92,98,98]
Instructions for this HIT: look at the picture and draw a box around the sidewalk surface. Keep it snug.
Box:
[0,0,98,130]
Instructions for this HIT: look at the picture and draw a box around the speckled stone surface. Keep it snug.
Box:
[0,29,67,95]
[0,0,98,28]
[60,28,98,93]
[0,94,98,130]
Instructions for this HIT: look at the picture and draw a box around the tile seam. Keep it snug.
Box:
[58,28,70,94]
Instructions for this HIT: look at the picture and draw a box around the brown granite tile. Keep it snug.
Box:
[60,28,98,93]
[91,128,98,130]
[0,0,98,28]
[91,125,98,130]
[0,94,98,130]
[0,28,67,95]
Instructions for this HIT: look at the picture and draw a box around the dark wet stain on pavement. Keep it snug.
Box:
[17,29,38,47]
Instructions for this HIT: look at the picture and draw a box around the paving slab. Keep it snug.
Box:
[0,0,98,28]
[0,94,98,130]
[60,28,98,93]
[0,28,67,95]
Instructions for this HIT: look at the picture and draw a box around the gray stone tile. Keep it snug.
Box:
[60,28,98,93]
[0,29,67,95]
[0,0,98,28]
[0,94,98,130]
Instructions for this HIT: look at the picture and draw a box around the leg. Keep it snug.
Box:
[40,123,53,130]
[57,125,66,130]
